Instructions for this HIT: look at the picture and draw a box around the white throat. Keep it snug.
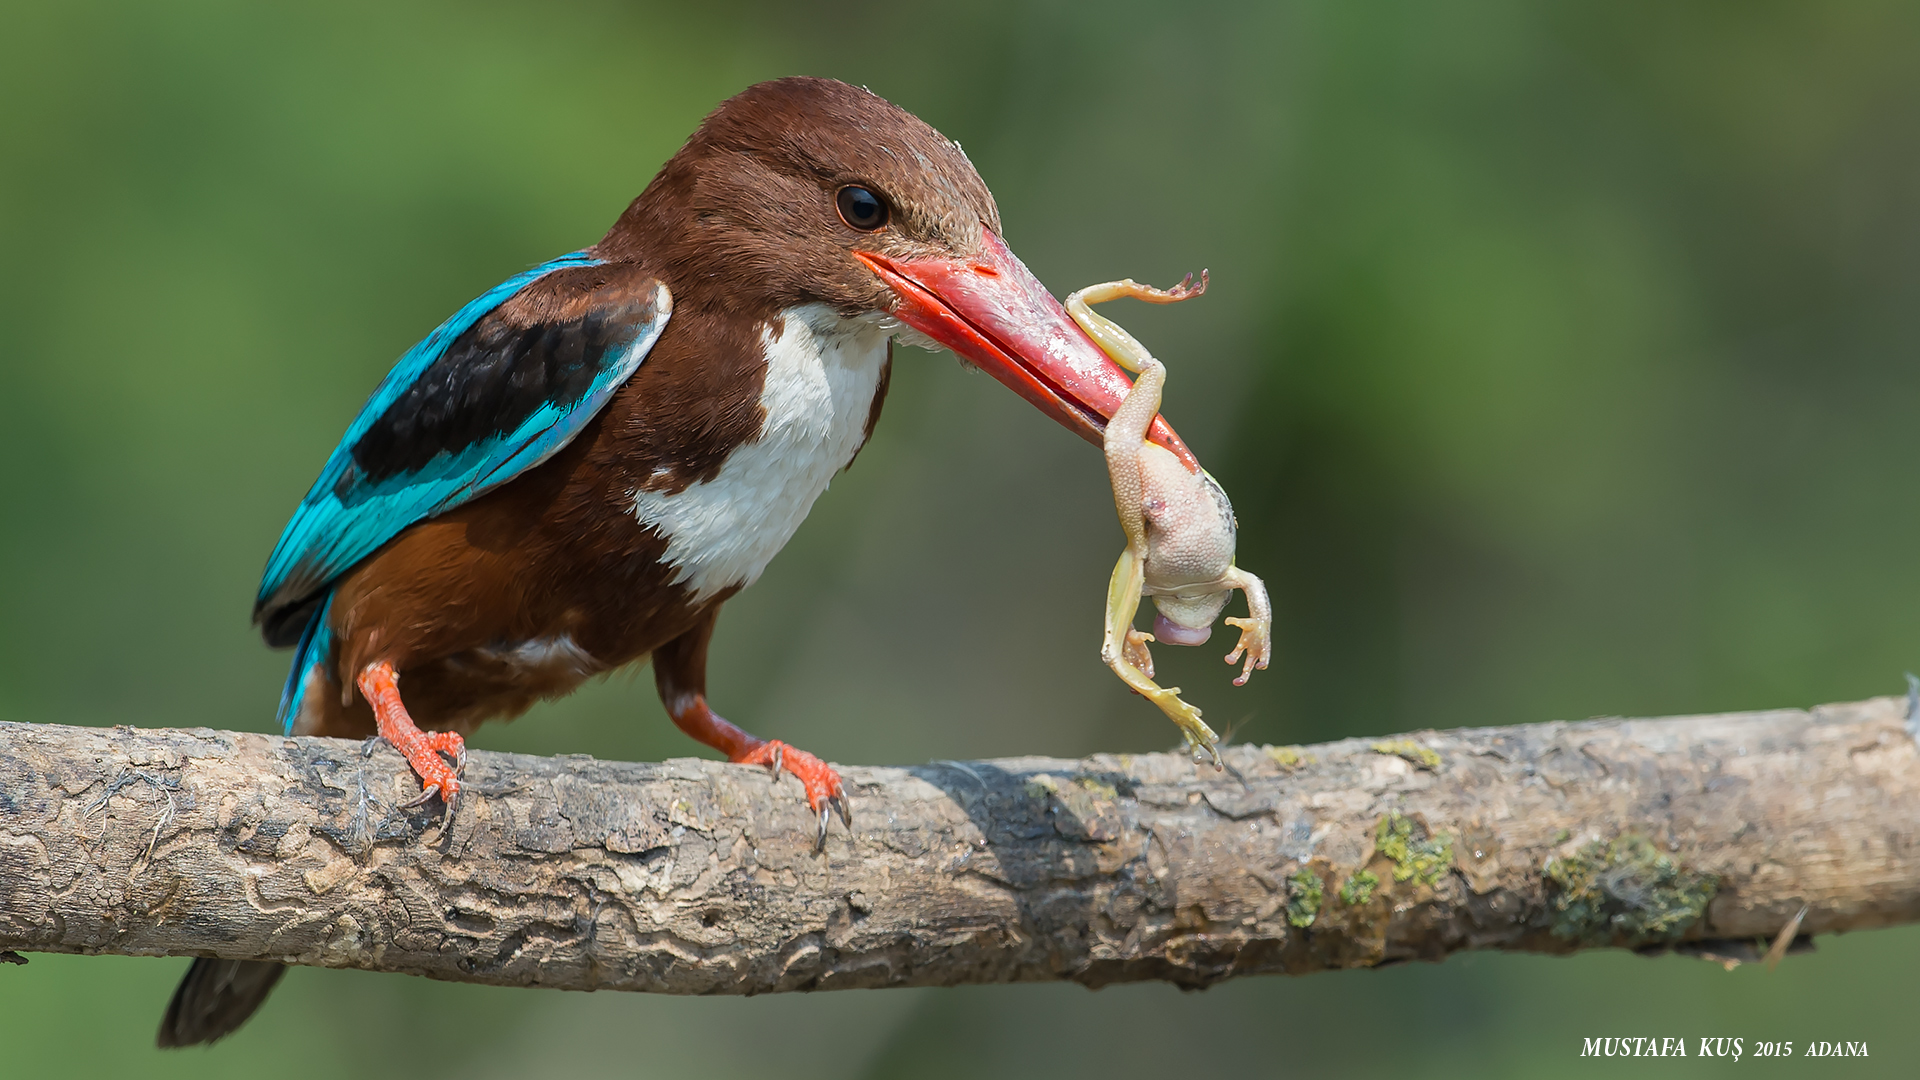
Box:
[631,303,890,601]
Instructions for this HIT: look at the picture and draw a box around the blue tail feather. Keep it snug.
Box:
[277,592,335,734]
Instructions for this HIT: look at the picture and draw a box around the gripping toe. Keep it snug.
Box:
[739,739,849,848]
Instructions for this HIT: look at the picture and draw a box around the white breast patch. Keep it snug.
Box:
[630,303,890,602]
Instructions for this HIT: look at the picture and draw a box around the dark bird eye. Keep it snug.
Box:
[836,185,889,231]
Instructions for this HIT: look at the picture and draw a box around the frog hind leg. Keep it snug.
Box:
[1104,547,1221,764]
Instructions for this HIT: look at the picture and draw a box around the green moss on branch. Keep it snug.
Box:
[1287,869,1325,927]
[1543,834,1718,946]
[1376,811,1453,888]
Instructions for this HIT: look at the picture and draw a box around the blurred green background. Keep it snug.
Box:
[4,0,1919,1075]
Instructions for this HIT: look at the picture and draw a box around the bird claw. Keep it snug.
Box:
[738,739,850,850]
[816,792,854,851]
[375,732,464,811]
[396,779,437,807]
[395,748,463,817]
[397,781,458,829]
[387,739,464,833]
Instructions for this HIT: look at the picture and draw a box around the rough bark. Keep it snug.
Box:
[1,697,1917,992]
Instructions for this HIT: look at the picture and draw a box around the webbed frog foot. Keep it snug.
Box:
[1164,698,1221,766]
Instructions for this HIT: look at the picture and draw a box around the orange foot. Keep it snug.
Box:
[357,661,465,810]
[738,740,850,850]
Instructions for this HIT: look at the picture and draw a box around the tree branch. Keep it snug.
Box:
[2,697,1917,991]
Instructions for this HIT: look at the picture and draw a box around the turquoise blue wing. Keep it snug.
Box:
[255,253,670,643]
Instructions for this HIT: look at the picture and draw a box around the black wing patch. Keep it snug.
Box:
[344,296,655,491]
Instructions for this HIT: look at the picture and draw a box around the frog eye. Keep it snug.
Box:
[836,185,890,231]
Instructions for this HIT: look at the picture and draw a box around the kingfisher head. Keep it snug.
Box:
[598,76,1194,468]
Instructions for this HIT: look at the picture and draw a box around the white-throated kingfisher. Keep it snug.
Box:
[157,76,1196,1047]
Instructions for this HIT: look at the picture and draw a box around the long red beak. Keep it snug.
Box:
[856,229,1198,472]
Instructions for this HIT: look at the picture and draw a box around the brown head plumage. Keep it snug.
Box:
[598,77,1001,320]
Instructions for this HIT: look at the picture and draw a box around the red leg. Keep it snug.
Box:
[654,611,849,846]
[356,661,464,804]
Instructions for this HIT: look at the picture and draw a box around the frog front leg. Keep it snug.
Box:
[1219,566,1273,686]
